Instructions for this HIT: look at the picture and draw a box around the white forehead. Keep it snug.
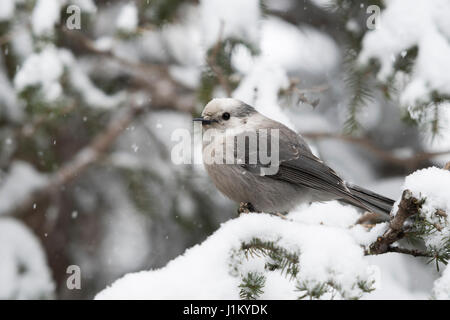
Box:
[202,98,243,115]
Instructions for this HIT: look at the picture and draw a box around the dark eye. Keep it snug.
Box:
[222,112,230,120]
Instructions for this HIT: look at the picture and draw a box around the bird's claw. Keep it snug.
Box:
[237,202,258,216]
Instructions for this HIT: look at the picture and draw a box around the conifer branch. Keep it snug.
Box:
[8,101,147,218]
[241,238,300,279]
[239,272,266,300]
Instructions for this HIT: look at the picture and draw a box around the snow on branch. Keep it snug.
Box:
[366,189,426,255]
[0,218,54,299]
[301,131,450,170]
[366,164,450,269]
[96,164,450,300]
[96,212,378,300]
[61,28,196,113]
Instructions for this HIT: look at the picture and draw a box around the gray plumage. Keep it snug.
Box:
[195,98,394,216]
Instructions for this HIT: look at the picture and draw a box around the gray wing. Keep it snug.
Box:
[236,123,369,208]
[275,152,354,198]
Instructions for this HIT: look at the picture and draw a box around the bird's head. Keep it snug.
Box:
[193,98,257,131]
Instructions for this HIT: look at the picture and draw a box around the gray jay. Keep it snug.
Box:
[194,98,394,216]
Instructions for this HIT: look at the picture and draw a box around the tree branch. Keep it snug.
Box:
[281,79,328,108]
[9,101,147,218]
[301,131,450,169]
[366,190,422,255]
[362,162,450,259]
[384,246,430,257]
[61,28,196,113]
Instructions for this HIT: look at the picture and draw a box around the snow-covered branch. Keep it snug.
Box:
[96,163,450,299]
[367,189,426,256]
[366,163,450,266]
[60,28,197,113]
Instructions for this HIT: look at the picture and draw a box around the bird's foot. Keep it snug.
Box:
[237,202,258,216]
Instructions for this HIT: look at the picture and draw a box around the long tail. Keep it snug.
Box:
[344,183,395,218]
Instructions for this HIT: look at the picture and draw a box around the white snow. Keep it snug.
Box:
[0,161,48,215]
[310,0,334,7]
[0,218,54,299]
[364,253,434,300]
[5,0,450,301]
[10,25,34,61]
[31,0,62,36]
[93,36,115,52]
[72,0,97,14]
[30,0,96,35]
[96,209,378,300]
[161,5,204,67]
[96,166,450,300]
[0,0,15,21]
[289,201,360,228]
[69,64,125,109]
[419,103,450,165]
[98,183,151,280]
[14,45,124,108]
[233,57,293,130]
[14,45,68,101]
[358,0,450,106]
[199,0,261,49]
[433,265,450,300]
[116,2,138,33]
[260,18,339,74]
[402,167,450,250]
[0,57,23,121]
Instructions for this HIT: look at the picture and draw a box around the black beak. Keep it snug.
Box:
[193,117,216,125]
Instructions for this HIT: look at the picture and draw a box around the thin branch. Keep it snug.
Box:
[384,246,430,257]
[282,79,328,108]
[301,131,450,169]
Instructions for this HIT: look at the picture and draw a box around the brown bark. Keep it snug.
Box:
[366,189,426,256]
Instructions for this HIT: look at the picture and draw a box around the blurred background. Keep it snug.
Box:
[0,0,449,299]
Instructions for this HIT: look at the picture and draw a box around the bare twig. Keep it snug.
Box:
[301,131,450,169]
[436,209,447,218]
[282,79,328,108]
[384,246,430,257]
